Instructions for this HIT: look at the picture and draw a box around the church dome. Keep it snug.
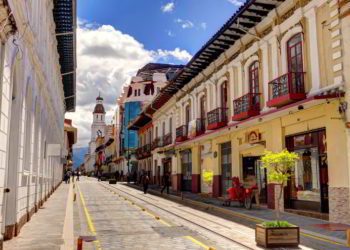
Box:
[96,95,103,101]
[93,104,105,114]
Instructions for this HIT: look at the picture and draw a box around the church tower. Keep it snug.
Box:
[91,94,106,140]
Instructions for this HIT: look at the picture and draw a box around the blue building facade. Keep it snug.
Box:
[122,101,141,150]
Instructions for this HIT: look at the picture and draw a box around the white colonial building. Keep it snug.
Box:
[0,0,76,245]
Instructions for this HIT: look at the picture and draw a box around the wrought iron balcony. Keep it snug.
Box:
[232,93,260,121]
[207,107,228,130]
[163,133,172,146]
[176,125,188,142]
[142,144,151,157]
[267,72,306,108]
[195,118,206,136]
[152,138,161,150]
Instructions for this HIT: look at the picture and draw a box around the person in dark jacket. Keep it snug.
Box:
[115,170,120,183]
[143,173,150,194]
[120,170,124,181]
[161,171,170,194]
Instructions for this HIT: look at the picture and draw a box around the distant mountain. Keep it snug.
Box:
[73,147,88,169]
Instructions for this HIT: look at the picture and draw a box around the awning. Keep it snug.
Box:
[53,0,77,112]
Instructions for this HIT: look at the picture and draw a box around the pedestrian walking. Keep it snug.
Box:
[143,173,150,194]
[161,171,170,194]
[76,171,80,181]
[64,170,70,184]
[72,170,75,182]
[120,170,124,181]
[97,170,102,181]
[115,170,120,183]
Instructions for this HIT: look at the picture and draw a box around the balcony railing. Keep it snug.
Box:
[142,144,151,157]
[207,107,228,130]
[163,133,172,146]
[195,118,206,136]
[232,93,260,121]
[152,137,161,150]
[267,72,306,108]
[175,125,188,142]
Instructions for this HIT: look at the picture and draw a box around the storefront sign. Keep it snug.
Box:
[246,130,262,144]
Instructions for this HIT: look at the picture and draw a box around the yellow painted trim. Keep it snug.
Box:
[78,185,102,250]
[184,236,213,249]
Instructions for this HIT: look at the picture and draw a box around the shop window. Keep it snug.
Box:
[285,130,329,213]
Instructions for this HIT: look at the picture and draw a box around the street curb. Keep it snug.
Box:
[126,184,348,247]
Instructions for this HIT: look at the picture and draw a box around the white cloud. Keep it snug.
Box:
[154,48,192,63]
[200,22,207,30]
[66,21,191,147]
[174,18,194,29]
[161,2,175,13]
[227,0,244,7]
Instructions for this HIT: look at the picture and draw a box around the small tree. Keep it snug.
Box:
[203,170,214,193]
[261,150,299,224]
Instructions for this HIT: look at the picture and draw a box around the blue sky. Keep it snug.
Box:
[67,0,244,148]
[78,0,243,56]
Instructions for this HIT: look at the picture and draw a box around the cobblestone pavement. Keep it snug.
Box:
[140,184,350,250]
[75,178,316,250]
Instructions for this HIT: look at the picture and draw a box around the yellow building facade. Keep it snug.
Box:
[130,0,350,223]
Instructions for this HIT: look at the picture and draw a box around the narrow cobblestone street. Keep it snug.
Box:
[3,177,350,249]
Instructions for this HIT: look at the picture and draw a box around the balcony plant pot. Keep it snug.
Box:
[109,179,117,184]
[256,223,299,248]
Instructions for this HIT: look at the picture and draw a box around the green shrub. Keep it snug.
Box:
[262,221,294,228]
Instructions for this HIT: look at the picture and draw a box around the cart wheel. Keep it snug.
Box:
[244,197,252,209]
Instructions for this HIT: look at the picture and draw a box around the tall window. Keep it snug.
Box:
[220,82,228,108]
[162,122,165,137]
[249,61,259,93]
[169,117,172,134]
[185,105,190,125]
[200,95,206,119]
[287,33,303,72]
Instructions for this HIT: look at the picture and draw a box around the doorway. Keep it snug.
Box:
[220,142,232,196]
[181,150,192,191]
[242,156,267,204]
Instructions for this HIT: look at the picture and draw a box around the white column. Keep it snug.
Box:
[261,43,270,112]
[270,36,279,79]
[305,7,321,95]
[235,62,243,97]
[228,67,235,119]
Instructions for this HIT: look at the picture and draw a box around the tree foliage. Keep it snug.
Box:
[261,150,299,186]
[261,150,299,224]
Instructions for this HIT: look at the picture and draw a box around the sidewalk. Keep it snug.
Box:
[4,183,73,250]
[128,183,349,247]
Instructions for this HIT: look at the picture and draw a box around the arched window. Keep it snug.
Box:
[287,33,303,72]
[220,81,228,108]
[249,61,259,93]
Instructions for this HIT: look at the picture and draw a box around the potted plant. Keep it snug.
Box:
[256,150,300,248]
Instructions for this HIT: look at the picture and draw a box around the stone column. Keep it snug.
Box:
[305,7,321,95]
[260,43,270,112]
[269,35,279,79]
[191,144,201,193]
